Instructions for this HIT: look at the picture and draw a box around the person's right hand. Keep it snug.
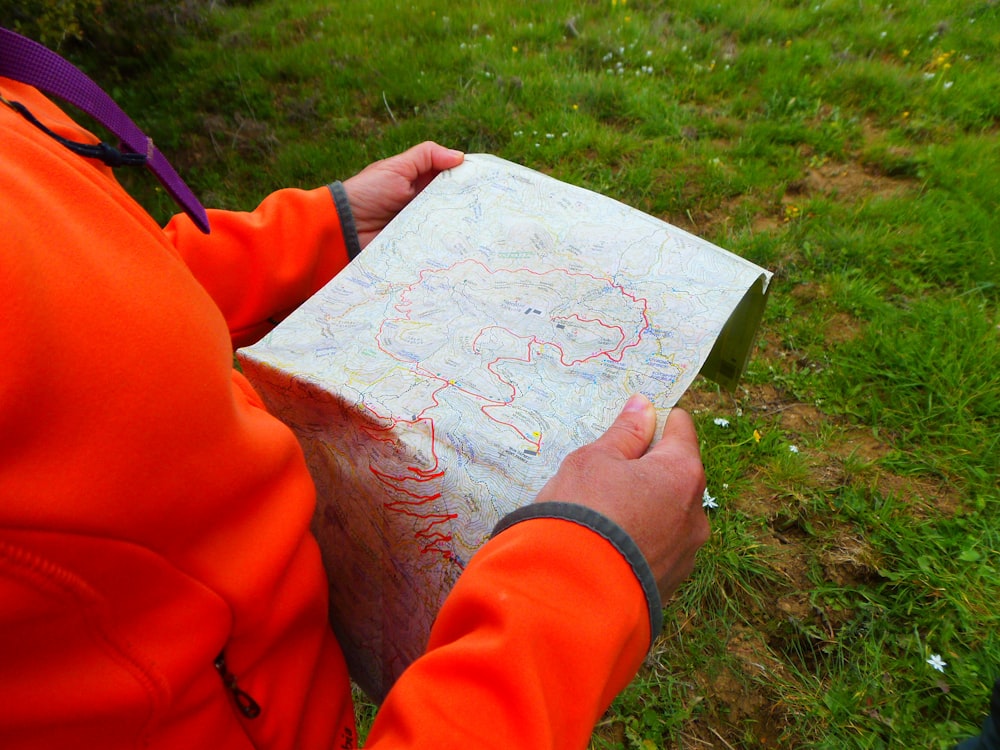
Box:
[534,394,710,601]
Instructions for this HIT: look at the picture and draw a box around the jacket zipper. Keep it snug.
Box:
[215,651,262,719]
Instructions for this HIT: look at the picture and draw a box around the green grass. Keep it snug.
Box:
[78,0,1000,746]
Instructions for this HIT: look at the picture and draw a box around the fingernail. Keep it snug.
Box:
[623,394,650,413]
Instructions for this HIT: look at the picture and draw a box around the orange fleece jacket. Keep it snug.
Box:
[0,78,652,749]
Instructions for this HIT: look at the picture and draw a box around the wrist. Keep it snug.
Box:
[492,501,663,650]
[326,181,362,261]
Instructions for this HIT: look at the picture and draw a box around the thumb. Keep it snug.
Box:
[400,141,464,195]
[428,143,465,172]
[593,394,657,460]
[400,141,464,179]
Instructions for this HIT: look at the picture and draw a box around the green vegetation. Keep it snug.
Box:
[24,0,999,746]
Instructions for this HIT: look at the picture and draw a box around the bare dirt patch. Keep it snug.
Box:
[664,372,961,747]
[786,159,910,204]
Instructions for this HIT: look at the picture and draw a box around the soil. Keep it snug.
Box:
[596,145,950,745]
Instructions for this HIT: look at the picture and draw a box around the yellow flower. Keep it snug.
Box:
[512,45,518,53]
[753,429,762,443]
[572,103,579,110]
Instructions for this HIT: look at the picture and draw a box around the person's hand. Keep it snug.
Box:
[535,394,709,601]
[342,141,465,249]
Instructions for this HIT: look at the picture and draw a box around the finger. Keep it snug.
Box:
[656,407,699,449]
[591,394,657,460]
[647,406,706,491]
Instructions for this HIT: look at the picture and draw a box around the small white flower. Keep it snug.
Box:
[702,489,719,510]
[927,654,947,672]
[943,80,954,89]
[789,445,799,453]
[713,417,730,428]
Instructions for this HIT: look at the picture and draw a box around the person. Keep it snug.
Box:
[0,43,710,749]
[957,680,1000,750]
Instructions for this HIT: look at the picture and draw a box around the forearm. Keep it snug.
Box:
[163,183,358,348]
[365,511,655,750]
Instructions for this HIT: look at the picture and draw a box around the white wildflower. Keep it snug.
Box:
[702,489,719,510]
[713,417,730,428]
[927,654,947,672]
[789,445,799,453]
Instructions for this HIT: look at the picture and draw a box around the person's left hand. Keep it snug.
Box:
[342,141,465,249]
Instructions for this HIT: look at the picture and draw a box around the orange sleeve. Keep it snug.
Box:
[163,183,356,348]
[365,511,655,750]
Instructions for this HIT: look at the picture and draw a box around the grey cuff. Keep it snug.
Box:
[492,501,663,651]
[327,181,362,261]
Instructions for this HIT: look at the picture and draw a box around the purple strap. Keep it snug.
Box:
[0,27,210,233]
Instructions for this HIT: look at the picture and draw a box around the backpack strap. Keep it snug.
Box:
[0,27,210,233]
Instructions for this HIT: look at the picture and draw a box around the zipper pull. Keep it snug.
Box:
[215,651,262,719]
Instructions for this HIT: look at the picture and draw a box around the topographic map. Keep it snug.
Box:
[237,155,771,700]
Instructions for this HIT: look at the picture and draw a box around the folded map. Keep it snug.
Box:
[237,154,772,700]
